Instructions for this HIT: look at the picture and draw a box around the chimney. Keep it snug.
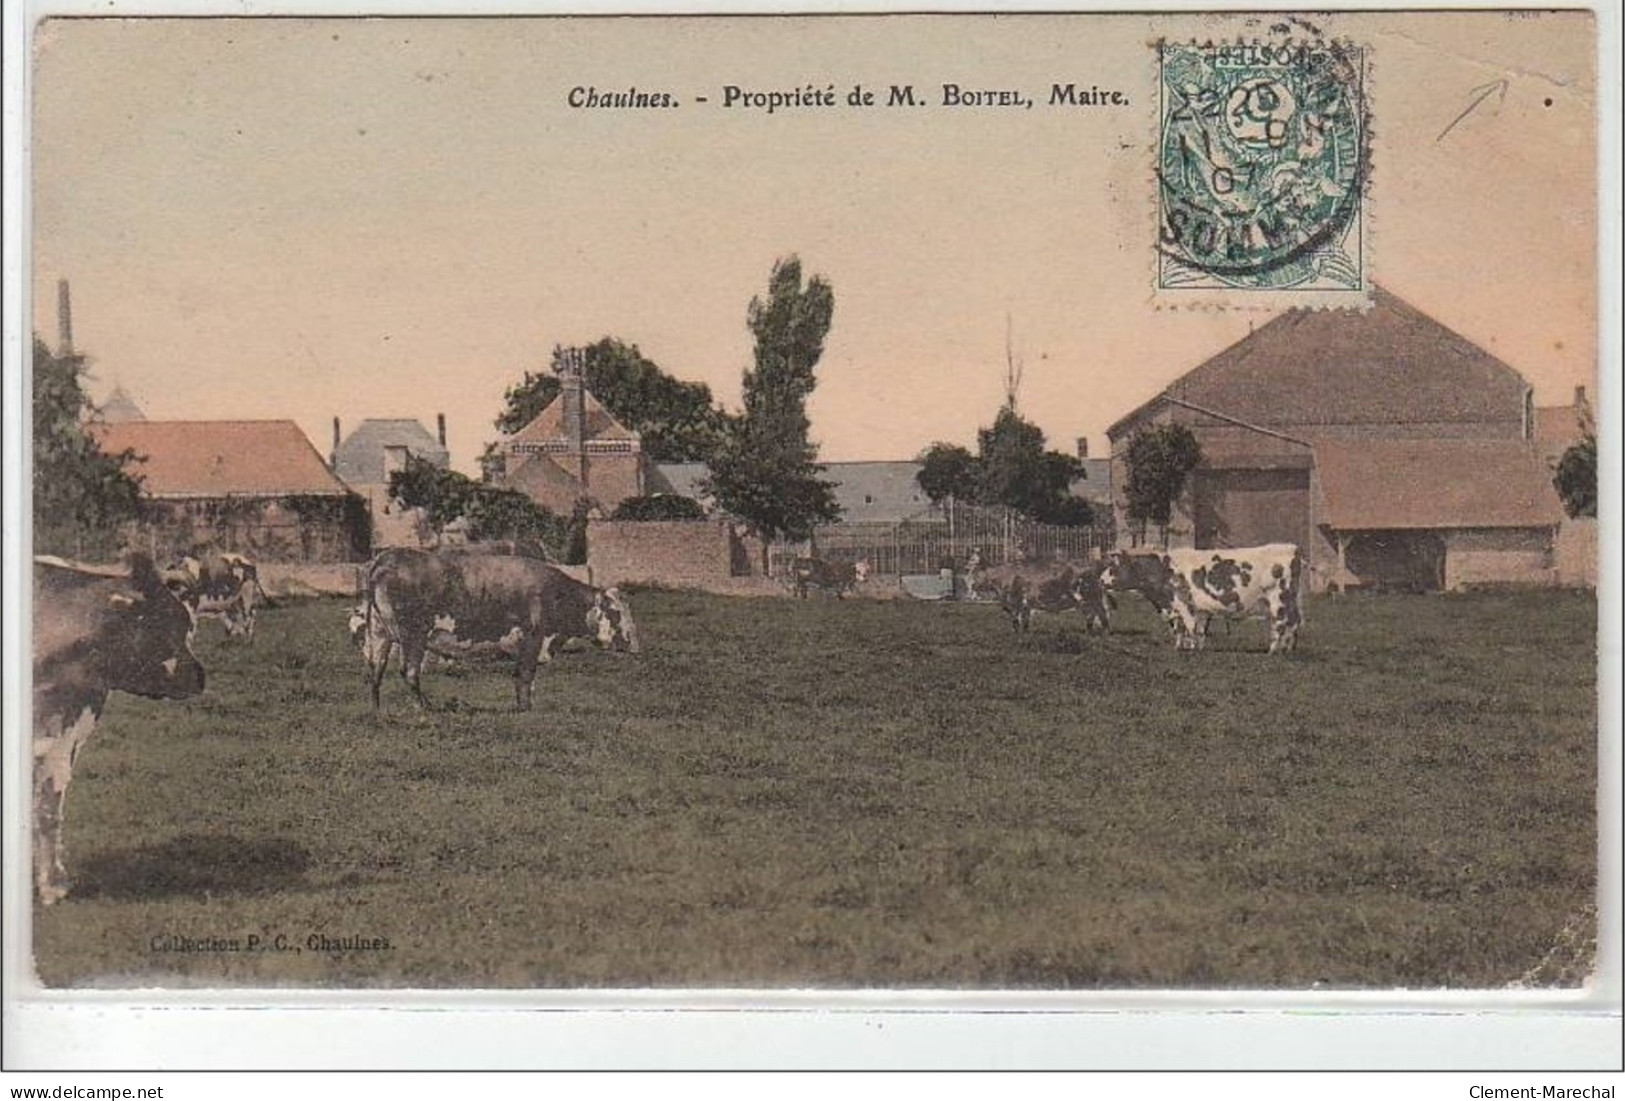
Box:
[555,346,586,452]
[57,279,74,357]
[332,417,341,460]
[437,413,447,449]
[1076,436,1089,460]
[1575,385,1588,408]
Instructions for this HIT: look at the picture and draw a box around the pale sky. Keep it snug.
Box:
[30,12,1598,472]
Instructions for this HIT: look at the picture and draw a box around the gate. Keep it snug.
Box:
[768,501,1113,578]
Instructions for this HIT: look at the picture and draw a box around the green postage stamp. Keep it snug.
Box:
[1157,39,1368,296]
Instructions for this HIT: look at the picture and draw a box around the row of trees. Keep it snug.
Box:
[421,256,843,564]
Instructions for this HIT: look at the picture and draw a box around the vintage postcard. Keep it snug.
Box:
[5,2,1617,1070]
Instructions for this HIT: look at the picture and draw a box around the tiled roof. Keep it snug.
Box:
[332,418,449,484]
[505,388,639,447]
[95,420,352,497]
[1314,439,1564,531]
[1109,287,1530,438]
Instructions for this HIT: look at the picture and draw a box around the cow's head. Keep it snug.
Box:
[1098,550,1130,593]
[346,605,369,649]
[587,588,640,653]
[106,554,206,700]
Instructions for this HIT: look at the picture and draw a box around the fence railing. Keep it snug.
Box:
[768,501,1114,578]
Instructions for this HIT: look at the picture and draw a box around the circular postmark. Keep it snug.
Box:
[1157,38,1368,289]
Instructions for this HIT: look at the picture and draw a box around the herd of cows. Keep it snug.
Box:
[28,539,1304,905]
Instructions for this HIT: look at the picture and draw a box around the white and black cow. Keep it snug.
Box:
[360,548,639,711]
[788,556,870,599]
[165,551,266,641]
[1101,544,1304,653]
[32,555,206,904]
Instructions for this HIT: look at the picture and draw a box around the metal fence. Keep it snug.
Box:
[769,501,1115,578]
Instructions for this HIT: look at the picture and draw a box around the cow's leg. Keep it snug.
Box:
[367,636,394,710]
[32,707,96,905]
[399,638,430,708]
[1267,589,1300,653]
[513,634,546,712]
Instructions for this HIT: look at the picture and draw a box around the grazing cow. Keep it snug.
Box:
[788,556,870,599]
[361,548,639,711]
[1100,544,1304,652]
[976,561,1113,633]
[165,551,266,641]
[32,555,206,904]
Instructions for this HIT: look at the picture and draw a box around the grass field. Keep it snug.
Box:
[32,585,1598,989]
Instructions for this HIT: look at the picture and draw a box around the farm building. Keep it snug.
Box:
[1106,287,1572,592]
[330,416,450,547]
[95,419,370,564]
[1533,385,1594,468]
[491,350,645,516]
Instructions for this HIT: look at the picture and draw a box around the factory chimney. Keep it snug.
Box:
[57,279,74,358]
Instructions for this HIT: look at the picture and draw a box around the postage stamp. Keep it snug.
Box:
[3,4,1612,1073]
[1157,38,1368,296]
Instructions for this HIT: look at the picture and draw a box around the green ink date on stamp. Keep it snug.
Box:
[1157,40,1368,293]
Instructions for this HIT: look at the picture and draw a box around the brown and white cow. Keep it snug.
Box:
[974,561,1114,634]
[165,551,266,641]
[788,556,870,599]
[360,548,639,711]
[1101,544,1304,653]
[32,555,206,904]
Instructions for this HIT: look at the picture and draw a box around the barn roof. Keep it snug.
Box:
[1108,287,1530,438]
[95,420,352,498]
[1315,439,1564,531]
[332,418,449,484]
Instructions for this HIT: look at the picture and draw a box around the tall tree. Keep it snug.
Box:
[917,415,1092,526]
[494,338,731,462]
[706,256,841,562]
[975,406,1087,524]
[1122,423,1203,540]
[916,442,979,504]
[32,336,144,558]
[1553,433,1597,519]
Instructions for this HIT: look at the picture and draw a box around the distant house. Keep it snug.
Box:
[1106,287,1570,592]
[492,351,645,516]
[1533,385,1594,469]
[331,416,451,547]
[823,461,934,524]
[95,420,369,564]
[99,384,147,424]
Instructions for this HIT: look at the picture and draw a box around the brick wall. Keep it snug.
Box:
[1443,527,1556,590]
[1553,518,1597,588]
[587,519,742,589]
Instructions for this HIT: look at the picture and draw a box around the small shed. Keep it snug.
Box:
[1313,439,1565,591]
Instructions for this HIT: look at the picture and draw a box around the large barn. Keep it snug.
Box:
[96,419,370,564]
[1106,288,1570,593]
